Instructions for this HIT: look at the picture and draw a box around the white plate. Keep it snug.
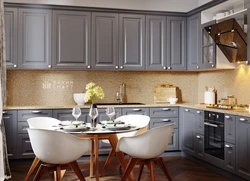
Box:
[59,121,85,126]
[63,125,88,132]
[105,124,131,131]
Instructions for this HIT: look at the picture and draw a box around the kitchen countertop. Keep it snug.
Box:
[4,103,250,117]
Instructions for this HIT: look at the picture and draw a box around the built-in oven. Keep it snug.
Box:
[204,111,225,160]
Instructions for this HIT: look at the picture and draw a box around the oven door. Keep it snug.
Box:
[204,120,224,160]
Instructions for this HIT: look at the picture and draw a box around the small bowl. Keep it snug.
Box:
[168,98,178,104]
[73,93,86,106]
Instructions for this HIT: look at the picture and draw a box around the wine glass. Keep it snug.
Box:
[72,107,81,124]
[89,106,99,130]
[106,107,115,122]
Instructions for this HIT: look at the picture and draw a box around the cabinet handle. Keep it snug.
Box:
[185,109,189,112]
[115,66,119,69]
[3,116,10,119]
[240,118,246,122]
[167,67,171,70]
[162,108,170,111]
[196,135,201,139]
[48,65,51,68]
[25,140,31,143]
[132,109,141,112]
[31,110,42,114]
[87,65,91,69]
[3,111,7,114]
[14,64,17,68]
[196,111,201,114]
[225,144,232,148]
[163,67,167,70]
[212,64,215,67]
[225,115,231,119]
[162,119,170,122]
[196,66,199,69]
[120,66,124,69]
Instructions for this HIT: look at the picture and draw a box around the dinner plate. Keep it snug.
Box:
[105,124,131,131]
[63,125,89,132]
[59,121,85,126]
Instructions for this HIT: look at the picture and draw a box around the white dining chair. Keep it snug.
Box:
[27,128,91,181]
[116,123,175,181]
[100,114,150,176]
[24,117,62,181]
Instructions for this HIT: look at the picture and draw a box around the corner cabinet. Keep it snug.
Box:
[91,12,119,70]
[4,8,18,69]
[166,16,186,70]
[119,14,146,70]
[18,8,52,69]
[52,10,91,69]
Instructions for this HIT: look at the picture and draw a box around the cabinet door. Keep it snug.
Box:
[224,143,236,174]
[187,13,201,70]
[53,10,91,69]
[4,8,17,69]
[196,109,204,135]
[91,12,119,70]
[17,134,35,159]
[179,108,196,155]
[53,109,90,123]
[167,16,186,70]
[122,107,149,115]
[196,134,205,160]
[3,110,17,159]
[150,107,178,118]
[225,114,236,144]
[150,118,178,129]
[146,15,166,70]
[18,8,52,69]
[119,14,145,70]
[236,116,250,180]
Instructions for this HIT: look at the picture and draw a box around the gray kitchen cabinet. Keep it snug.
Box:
[52,10,91,69]
[17,109,52,159]
[122,107,149,115]
[53,109,90,123]
[235,116,250,180]
[91,12,119,70]
[119,14,146,70]
[187,13,201,70]
[166,16,186,70]
[4,8,18,69]
[179,107,205,159]
[146,15,166,70]
[18,8,52,69]
[150,107,179,151]
[3,110,17,159]
[225,114,236,144]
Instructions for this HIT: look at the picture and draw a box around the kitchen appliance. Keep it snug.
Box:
[204,111,225,161]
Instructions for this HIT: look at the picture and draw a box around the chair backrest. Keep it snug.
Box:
[116,123,175,159]
[115,114,150,139]
[27,117,62,129]
[27,128,91,164]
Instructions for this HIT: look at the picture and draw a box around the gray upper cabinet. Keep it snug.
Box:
[166,16,186,70]
[119,14,146,70]
[91,12,119,70]
[4,8,18,69]
[146,15,166,70]
[187,13,201,70]
[18,8,52,69]
[52,10,91,69]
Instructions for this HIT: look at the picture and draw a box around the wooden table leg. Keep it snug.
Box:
[94,135,99,181]
[90,139,94,178]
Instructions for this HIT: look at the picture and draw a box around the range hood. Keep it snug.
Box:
[204,18,247,63]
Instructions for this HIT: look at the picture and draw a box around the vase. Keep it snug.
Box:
[89,104,98,130]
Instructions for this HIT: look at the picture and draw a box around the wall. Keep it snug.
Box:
[6,70,198,107]
[197,64,250,105]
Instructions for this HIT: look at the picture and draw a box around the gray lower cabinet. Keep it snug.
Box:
[236,116,250,180]
[187,13,201,70]
[53,108,90,123]
[150,107,179,151]
[4,8,18,69]
[122,107,149,115]
[146,15,166,70]
[179,107,204,160]
[52,10,91,69]
[17,109,52,159]
[166,16,186,70]
[18,8,52,69]
[224,114,236,174]
[119,14,145,70]
[91,12,119,70]
[3,110,17,159]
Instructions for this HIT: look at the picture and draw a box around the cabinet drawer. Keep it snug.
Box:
[166,129,179,151]
[224,114,236,144]
[18,122,29,134]
[150,118,178,129]
[18,110,53,122]
[122,108,149,115]
[150,107,178,118]
[17,134,35,159]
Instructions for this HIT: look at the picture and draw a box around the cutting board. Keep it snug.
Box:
[154,84,177,103]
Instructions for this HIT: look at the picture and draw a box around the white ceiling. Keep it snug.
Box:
[4,0,213,12]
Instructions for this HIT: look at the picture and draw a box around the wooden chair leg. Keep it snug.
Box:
[55,166,62,181]
[156,157,172,181]
[100,148,116,176]
[121,157,138,181]
[137,164,144,181]
[69,161,86,181]
[149,160,155,181]
[33,164,48,181]
[24,157,40,181]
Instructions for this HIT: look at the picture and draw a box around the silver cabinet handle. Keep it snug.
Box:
[132,109,141,111]
[162,119,170,122]
[25,140,31,143]
[31,110,42,114]
[87,65,91,69]
[162,108,170,111]
[14,64,17,68]
[3,116,10,119]
[120,66,124,69]
[163,67,166,70]
[204,122,221,127]
[2,111,7,114]
[48,65,51,68]
[196,111,201,114]
[115,66,119,69]
[196,66,199,69]
[167,67,171,70]
[225,115,231,119]
[196,135,201,139]
[225,144,232,148]
[185,109,189,112]
[240,118,246,121]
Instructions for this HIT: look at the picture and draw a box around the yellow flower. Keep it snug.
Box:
[84,82,104,104]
